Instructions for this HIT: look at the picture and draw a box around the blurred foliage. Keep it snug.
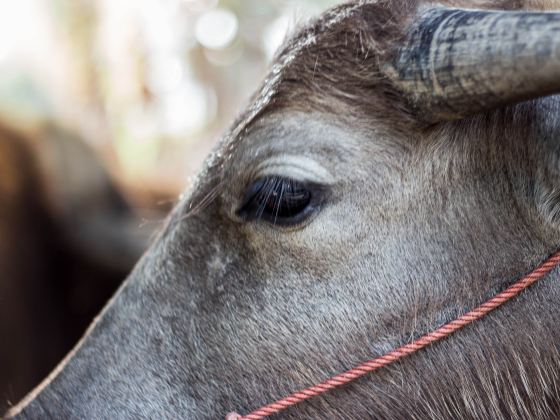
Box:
[0,0,340,195]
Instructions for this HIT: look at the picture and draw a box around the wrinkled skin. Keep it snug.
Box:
[8,1,560,419]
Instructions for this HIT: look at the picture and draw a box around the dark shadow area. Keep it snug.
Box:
[0,123,170,412]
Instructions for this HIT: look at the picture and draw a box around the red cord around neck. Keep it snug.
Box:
[227,250,560,420]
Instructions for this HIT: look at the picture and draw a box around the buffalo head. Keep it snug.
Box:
[8,1,560,418]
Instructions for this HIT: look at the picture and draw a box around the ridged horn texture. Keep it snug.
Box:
[384,7,560,122]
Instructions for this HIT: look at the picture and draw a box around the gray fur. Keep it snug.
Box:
[6,1,560,419]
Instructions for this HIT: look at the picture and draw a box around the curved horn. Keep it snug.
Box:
[384,8,560,122]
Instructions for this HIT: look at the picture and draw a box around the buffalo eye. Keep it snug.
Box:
[237,176,322,226]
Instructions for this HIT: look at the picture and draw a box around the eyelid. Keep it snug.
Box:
[254,156,334,185]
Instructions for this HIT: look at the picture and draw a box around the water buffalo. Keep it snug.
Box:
[7,0,560,418]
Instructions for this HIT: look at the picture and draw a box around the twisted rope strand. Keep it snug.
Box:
[227,250,560,420]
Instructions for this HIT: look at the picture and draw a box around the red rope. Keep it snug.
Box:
[227,250,560,420]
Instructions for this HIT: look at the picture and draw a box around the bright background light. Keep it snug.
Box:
[0,0,339,195]
[195,9,239,50]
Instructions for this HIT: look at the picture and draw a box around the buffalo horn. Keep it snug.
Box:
[384,8,560,121]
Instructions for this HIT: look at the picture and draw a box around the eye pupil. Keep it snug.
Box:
[238,176,315,225]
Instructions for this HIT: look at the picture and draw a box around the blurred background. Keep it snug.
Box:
[0,0,341,411]
[1,0,339,196]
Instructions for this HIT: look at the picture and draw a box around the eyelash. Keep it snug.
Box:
[237,176,323,226]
